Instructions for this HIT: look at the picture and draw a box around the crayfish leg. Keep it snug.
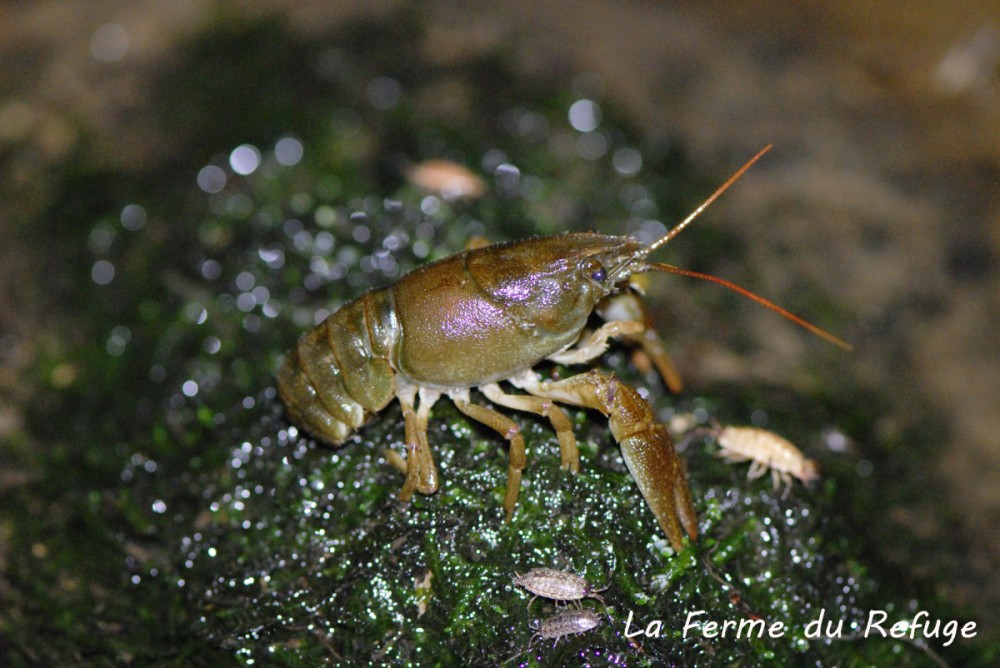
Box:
[481,382,579,473]
[635,328,684,394]
[546,320,643,366]
[450,389,527,522]
[596,290,683,393]
[396,384,441,501]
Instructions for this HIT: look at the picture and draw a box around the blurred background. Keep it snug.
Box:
[2,0,998,663]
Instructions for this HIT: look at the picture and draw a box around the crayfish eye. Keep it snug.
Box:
[581,257,607,284]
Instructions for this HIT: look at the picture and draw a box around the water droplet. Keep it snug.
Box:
[568,99,601,132]
[822,429,851,453]
[91,260,115,285]
[576,131,608,160]
[494,163,521,192]
[197,165,227,194]
[639,219,667,244]
[120,203,147,230]
[419,196,440,216]
[89,222,116,253]
[314,206,337,228]
[236,292,256,312]
[226,193,254,218]
[242,315,260,332]
[230,144,261,175]
[200,259,222,280]
[251,286,270,305]
[274,136,304,166]
[90,23,129,63]
[106,325,132,356]
[204,336,221,354]
[612,147,642,176]
[352,225,371,243]
[235,271,255,291]
[258,247,284,268]
[314,231,335,254]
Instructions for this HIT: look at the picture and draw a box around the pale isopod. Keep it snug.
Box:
[529,608,602,647]
[715,425,820,493]
[513,567,609,613]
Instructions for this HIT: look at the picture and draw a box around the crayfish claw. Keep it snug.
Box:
[526,370,697,551]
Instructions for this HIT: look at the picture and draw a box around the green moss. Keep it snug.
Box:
[179,392,973,666]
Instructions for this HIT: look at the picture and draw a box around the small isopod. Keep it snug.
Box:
[529,609,602,647]
[405,158,486,200]
[513,567,609,613]
[715,426,820,493]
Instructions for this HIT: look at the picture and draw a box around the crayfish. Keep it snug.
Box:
[277,145,850,551]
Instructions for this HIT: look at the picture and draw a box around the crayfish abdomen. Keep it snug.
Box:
[278,289,398,445]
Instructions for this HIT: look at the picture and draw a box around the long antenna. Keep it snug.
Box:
[643,144,773,256]
[645,262,854,351]
[639,144,853,351]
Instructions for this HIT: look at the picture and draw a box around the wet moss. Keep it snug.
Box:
[180,392,976,666]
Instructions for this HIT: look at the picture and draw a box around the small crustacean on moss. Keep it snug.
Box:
[529,609,602,647]
[277,145,850,550]
[513,567,609,613]
[405,158,486,200]
[714,425,820,493]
